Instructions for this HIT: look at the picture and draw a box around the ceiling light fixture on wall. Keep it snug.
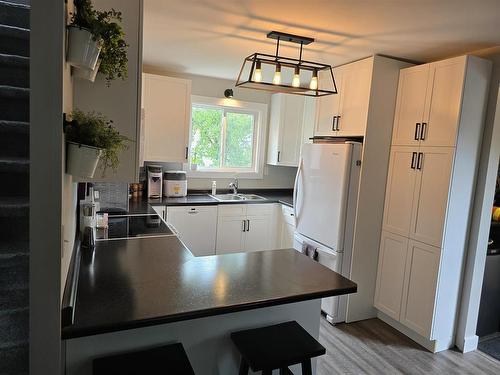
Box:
[235,31,337,97]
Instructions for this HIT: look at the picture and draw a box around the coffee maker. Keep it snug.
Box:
[147,165,163,198]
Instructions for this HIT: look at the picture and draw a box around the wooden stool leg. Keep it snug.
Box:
[301,359,312,375]
[238,358,249,375]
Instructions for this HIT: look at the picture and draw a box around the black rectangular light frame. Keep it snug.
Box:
[235,52,338,97]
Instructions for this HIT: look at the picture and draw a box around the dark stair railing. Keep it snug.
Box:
[0,1,30,374]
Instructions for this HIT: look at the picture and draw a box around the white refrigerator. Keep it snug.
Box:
[293,142,362,324]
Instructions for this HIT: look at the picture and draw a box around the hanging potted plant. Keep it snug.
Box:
[73,8,128,84]
[65,110,130,178]
[67,0,102,70]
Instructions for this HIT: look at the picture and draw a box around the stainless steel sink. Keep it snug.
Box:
[210,193,267,202]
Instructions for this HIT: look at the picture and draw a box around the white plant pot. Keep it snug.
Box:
[66,142,102,179]
[66,26,102,70]
[72,59,101,82]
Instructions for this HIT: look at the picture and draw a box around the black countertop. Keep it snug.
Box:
[62,236,356,339]
[127,189,294,215]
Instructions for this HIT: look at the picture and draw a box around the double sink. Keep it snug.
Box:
[209,193,267,202]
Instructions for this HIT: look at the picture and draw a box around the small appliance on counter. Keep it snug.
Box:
[147,165,163,198]
[163,170,187,197]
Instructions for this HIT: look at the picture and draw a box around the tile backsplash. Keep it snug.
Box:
[93,182,129,211]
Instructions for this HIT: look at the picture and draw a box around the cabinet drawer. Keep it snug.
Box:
[217,204,247,217]
[247,203,275,216]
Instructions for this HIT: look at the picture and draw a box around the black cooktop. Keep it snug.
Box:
[96,215,174,240]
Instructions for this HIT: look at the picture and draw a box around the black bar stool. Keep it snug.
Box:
[231,321,326,375]
[93,343,195,375]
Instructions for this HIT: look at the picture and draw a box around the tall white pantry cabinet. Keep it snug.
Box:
[374,55,492,352]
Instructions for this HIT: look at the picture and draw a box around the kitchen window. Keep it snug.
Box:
[188,96,267,178]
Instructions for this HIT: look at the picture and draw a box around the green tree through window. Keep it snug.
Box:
[190,104,256,170]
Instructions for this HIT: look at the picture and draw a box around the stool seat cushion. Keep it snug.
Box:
[231,321,326,371]
[93,343,195,375]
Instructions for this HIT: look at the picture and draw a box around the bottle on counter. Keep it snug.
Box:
[211,181,217,195]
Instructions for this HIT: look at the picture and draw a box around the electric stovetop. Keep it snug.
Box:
[96,214,174,241]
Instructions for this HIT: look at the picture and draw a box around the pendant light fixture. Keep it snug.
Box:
[236,31,338,97]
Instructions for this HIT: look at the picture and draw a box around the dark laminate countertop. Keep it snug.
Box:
[127,190,293,216]
[62,236,356,339]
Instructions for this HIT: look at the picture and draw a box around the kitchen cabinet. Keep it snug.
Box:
[216,204,277,254]
[267,94,305,167]
[376,55,492,351]
[314,58,372,137]
[392,56,466,147]
[409,147,454,247]
[142,73,191,163]
[374,231,409,321]
[400,240,440,338]
[279,204,296,249]
[166,206,218,256]
[382,146,418,237]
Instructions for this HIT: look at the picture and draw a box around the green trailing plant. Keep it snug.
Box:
[71,0,128,85]
[65,109,130,175]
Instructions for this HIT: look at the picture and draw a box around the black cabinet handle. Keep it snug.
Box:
[411,152,417,169]
[242,220,246,232]
[421,123,427,140]
[277,151,281,163]
[414,123,421,141]
[185,147,189,160]
[336,115,341,131]
[247,219,250,232]
[332,116,337,131]
[417,152,423,170]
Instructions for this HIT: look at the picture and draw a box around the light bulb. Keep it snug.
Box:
[253,60,262,82]
[273,64,281,85]
[292,66,300,87]
[309,69,318,90]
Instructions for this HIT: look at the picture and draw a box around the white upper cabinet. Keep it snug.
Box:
[267,94,305,167]
[391,64,430,146]
[423,57,467,147]
[392,56,466,147]
[142,73,191,163]
[314,58,373,137]
[314,65,344,136]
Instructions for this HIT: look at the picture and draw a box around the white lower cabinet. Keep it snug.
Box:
[400,240,440,338]
[216,204,278,254]
[166,206,218,256]
[375,232,440,339]
[374,231,409,320]
[279,205,296,249]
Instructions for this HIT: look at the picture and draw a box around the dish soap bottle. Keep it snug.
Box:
[211,181,217,195]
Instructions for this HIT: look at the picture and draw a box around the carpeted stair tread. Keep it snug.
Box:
[0,1,30,29]
[0,24,29,57]
[0,253,28,291]
[0,120,29,133]
[0,198,28,217]
[0,53,29,87]
[0,85,29,99]
[0,239,28,255]
[0,157,29,173]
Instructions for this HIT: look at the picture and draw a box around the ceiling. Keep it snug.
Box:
[143,0,500,80]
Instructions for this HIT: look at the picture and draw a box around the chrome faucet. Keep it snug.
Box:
[229,178,238,194]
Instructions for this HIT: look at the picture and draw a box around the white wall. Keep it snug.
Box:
[142,66,298,189]
[74,0,143,183]
[456,47,500,352]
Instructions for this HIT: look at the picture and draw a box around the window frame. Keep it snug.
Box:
[187,95,268,179]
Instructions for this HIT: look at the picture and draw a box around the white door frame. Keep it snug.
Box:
[456,85,500,352]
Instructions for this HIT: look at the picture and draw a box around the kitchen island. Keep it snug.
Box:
[62,198,356,375]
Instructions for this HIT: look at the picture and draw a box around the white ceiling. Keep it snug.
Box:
[143,0,500,80]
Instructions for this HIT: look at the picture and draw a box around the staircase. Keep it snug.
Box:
[0,0,30,374]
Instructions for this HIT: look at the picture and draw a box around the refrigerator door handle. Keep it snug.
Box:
[293,158,303,226]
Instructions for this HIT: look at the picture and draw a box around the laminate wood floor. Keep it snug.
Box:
[317,317,500,375]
